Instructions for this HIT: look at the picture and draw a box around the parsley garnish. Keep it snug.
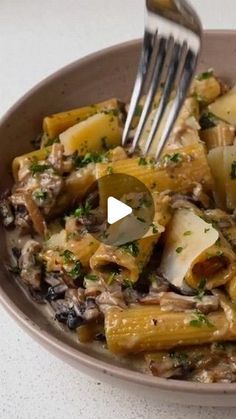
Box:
[195,277,206,301]
[176,246,183,254]
[33,190,48,201]
[62,249,74,263]
[197,70,213,81]
[138,157,147,166]
[231,162,236,179]
[44,136,60,147]
[107,272,116,285]
[69,260,82,279]
[204,228,210,233]
[30,161,49,175]
[73,152,106,168]
[183,230,192,236]
[84,274,98,281]
[74,201,91,218]
[120,241,139,257]
[163,152,182,164]
[151,223,158,234]
[107,166,113,175]
[169,351,189,367]
[189,311,214,328]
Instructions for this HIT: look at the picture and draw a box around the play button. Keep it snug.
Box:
[107,197,132,224]
[85,173,155,246]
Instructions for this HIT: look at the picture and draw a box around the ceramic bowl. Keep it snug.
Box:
[1,30,236,406]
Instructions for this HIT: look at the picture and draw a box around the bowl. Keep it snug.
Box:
[1,30,236,406]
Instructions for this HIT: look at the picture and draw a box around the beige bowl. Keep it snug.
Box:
[1,30,236,406]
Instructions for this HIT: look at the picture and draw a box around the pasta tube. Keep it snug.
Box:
[12,147,51,181]
[105,305,233,354]
[200,122,235,150]
[159,208,236,290]
[90,236,158,283]
[59,112,122,155]
[190,75,221,104]
[207,147,226,208]
[43,98,120,138]
[90,194,171,283]
[209,87,236,125]
[43,231,99,269]
[96,142,213,208]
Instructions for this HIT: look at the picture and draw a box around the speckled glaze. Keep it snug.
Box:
[1,31,236,406]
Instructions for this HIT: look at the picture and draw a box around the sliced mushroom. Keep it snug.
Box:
[47,143,64,173]
[19,239,42,290]
[159,292,219,313]
[0,198,14,227]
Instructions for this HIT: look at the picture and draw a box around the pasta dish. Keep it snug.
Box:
[2,69,236,383]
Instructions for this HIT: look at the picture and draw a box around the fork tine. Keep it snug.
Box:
[130,36,168,153]
[154,48,198,160]
[143,41,185,156]
[122,30,154,146]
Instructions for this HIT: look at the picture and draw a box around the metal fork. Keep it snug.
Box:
[122,0,202,160]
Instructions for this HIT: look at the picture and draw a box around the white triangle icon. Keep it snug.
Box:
[107,196,132,225]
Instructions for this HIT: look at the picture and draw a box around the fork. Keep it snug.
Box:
[122,0,202,160]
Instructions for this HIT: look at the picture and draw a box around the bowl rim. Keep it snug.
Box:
[1,29,236,395]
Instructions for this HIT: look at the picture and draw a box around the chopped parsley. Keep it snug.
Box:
[169,351,189,367]
[107,272,116,285]
[84,274,98,281]
[120,241,139,257]
[197,70,213,81]
[189,311,214,328]
[69,260,82,279]
[204,228,210,233]
[33,190,48,201]
[175,246,183,254]
[216,250,224,257]
[30,161,49,175]
[162,152,182,164]
[74,201,91,218]
[151,223,158,234]
[62,249,75,263]
[73,151,107,168]
[44,136,60,147]
[230,161,236,179]
[106,166,113,175]
[183,230,192,236]
[195,277,207,301]
[138,157,148,166]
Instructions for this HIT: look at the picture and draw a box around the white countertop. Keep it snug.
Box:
[1,1,236,418]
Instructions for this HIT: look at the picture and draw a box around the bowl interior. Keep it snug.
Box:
[1,31,236,383]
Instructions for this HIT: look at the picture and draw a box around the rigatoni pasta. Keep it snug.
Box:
[3,68,236,384]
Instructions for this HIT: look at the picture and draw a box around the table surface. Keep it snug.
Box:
[1,1,236,418]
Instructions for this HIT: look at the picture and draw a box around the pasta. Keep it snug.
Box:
[105,306,232,354]
[2,68,236,384]
[43,98,120,139]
